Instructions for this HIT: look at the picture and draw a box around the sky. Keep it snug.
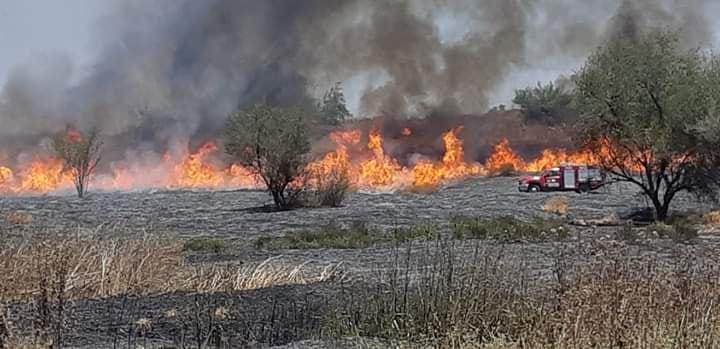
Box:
[0,0,110,86]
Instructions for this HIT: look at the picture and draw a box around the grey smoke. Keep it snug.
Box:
[0,0,716,156]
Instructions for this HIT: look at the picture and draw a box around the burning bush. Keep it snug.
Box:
[52,127,103,198]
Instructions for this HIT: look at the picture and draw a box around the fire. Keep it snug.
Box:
[484,139,526,173]
[170,142,225,188]
[0,127,643,196]
[65,128,83,143]
[411,128,485,188]
[0,166,14,191]
[357,131,404,187]
[18,158,73,193]
[401,127,412,136]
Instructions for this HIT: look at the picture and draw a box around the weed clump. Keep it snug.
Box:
[182,239,227,254]
[256,221,377,250]
[450,215,567,242]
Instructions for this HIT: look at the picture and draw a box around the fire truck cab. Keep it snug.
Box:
[518,164,603,193]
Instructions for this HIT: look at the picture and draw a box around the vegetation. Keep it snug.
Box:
[305,164,351,207]
[52,127,102,198]
[182,238,227,254]
[325,241,720,348]
[450,215,567,242]
[575,31,720,222]
[318,82,352,125]
[224,104,311,210]
[255,221,439,250]
[512,81,576,123]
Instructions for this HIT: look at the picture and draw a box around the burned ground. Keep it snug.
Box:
[0,177,709,239]
[1,178,719,348]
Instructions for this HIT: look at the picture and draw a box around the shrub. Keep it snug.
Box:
[256,221,377,250]
[489,163,517,177]
[392,222,439,242]
[182,239,227,254]
[224,104,311,210]
[645,219,699,243]
[542,196,569,216]
[450,216,567,242]
[305,165,351,207]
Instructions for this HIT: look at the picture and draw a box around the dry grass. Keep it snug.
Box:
[542,195,569,215]
[704,210,720,225]
[0,235,341,301]
[5,211,32,225]
[326,241,720,348]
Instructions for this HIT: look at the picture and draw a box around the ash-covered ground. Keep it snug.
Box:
[2,177,720,348]
[0,177,712,239]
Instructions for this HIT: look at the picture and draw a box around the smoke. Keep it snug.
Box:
[0,0,716,156]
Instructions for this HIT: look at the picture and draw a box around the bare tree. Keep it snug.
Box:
[53,127,103,198]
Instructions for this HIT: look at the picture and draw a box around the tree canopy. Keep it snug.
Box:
[575,31,720,221]
[224,104,310,209]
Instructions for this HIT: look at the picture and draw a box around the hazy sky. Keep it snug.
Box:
[1,1,720,110]
[0,0,110,85]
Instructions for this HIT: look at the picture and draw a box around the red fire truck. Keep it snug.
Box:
[518,164,604,193]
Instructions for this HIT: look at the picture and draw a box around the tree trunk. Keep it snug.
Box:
[651,196,669,222]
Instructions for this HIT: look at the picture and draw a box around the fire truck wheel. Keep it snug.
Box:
[528,184,541,192]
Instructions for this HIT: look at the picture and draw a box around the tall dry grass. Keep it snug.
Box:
[325,240,720,348]
[0,235,341,301]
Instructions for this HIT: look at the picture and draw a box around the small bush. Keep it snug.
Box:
[490,164,517,177]
[615,222,640,244]
[450,216,567,242]
[646,219,699,243]
[309,166,351,207]
[392,222,439,242]
[542,196,569,216]
[182,239,227,254]
[6,211,32,225]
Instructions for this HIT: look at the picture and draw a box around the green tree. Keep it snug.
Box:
[224,104,311,209]
[52,127,102,198]
[513,81,575,123]
[575,31,720,221]
[318,82,351,124]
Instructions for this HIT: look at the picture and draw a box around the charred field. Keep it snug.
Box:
[2,178,720,348]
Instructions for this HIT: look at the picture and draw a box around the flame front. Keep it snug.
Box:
[0,129,636,195]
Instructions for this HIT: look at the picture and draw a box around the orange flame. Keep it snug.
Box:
[171,142,227,188]
[484,139,526,173]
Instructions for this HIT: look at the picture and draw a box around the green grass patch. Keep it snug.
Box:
[256,221,378,250]
[255,221,440,250]
[392,222,440,242]
[450,215,567,242]
[182,238,227,254]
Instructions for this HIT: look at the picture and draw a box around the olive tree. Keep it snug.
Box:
[52,127,103,198]
[224,104,311,209]
[575,32,720,221]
